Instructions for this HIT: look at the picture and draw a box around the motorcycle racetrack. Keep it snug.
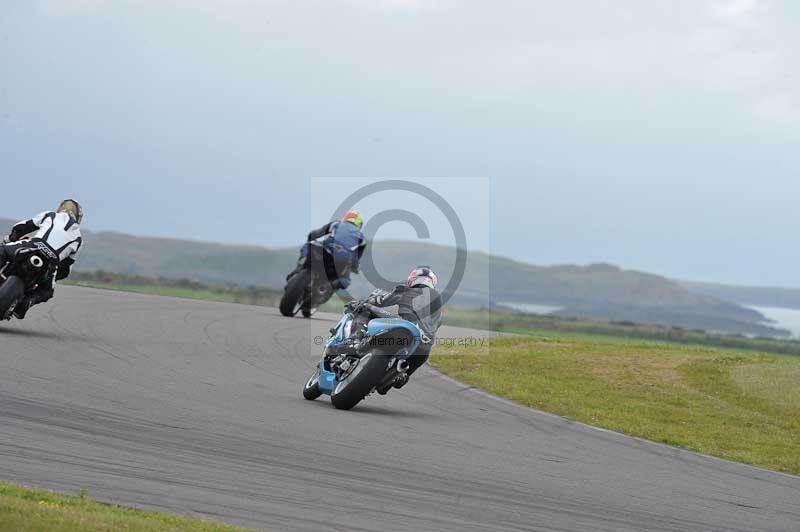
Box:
[1,286,798,532]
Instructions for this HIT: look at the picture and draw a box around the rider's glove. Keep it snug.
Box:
[367,288,391,305]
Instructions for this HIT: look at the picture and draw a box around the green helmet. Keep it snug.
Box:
[342,209,363,229]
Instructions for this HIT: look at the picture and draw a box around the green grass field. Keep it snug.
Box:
[445,307,800,356]
[64,273,341,312]
[430,336,800,475]
[65,272,284,307]
[0,482,250,532]
[69,280,238,303]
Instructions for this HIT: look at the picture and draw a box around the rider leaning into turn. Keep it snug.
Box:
[339,266,442,391]
[288,210,366,290]
[1,199,84,319]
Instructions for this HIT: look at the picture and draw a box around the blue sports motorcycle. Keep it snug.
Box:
[302,303,421,410]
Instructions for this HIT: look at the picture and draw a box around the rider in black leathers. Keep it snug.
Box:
[340,267,442,390]
[286,210,366,290]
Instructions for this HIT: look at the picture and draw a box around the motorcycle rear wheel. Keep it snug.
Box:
[330,352,390,410]
[280,270,310,317]
[0,276,25,321]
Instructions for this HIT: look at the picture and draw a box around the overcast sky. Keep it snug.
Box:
[2,0,799,286]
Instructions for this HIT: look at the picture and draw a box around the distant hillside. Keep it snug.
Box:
[358,243,777,335]
[0,217,786,337]
[682,281,800,310]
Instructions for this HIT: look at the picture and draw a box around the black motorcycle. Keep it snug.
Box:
[280,239,350,318]
[0,240,59,321]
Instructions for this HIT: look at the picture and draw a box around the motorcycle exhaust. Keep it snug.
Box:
[396,360,409,373]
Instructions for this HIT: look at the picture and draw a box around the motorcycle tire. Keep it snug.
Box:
[302,366,323,400]
[330,352,390,410]
[0,276,25,321]
[280,270,310,317]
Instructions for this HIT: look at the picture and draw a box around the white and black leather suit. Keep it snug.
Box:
[1,211,83,318]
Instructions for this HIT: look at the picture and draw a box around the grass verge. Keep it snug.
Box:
[0,482,251,532]
[65,271,284,307]
[445,307,800,357]
[430,336,800,475]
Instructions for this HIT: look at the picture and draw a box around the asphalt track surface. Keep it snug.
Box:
[1,286,798,532]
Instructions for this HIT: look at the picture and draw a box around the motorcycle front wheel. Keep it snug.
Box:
[302,366,322,400]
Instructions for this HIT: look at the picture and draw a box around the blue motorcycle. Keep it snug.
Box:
[302,303,421,410]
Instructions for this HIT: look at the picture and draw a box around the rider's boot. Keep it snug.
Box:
[324,324,369,359]
[376,372,409,395]
[392,372,409,389]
